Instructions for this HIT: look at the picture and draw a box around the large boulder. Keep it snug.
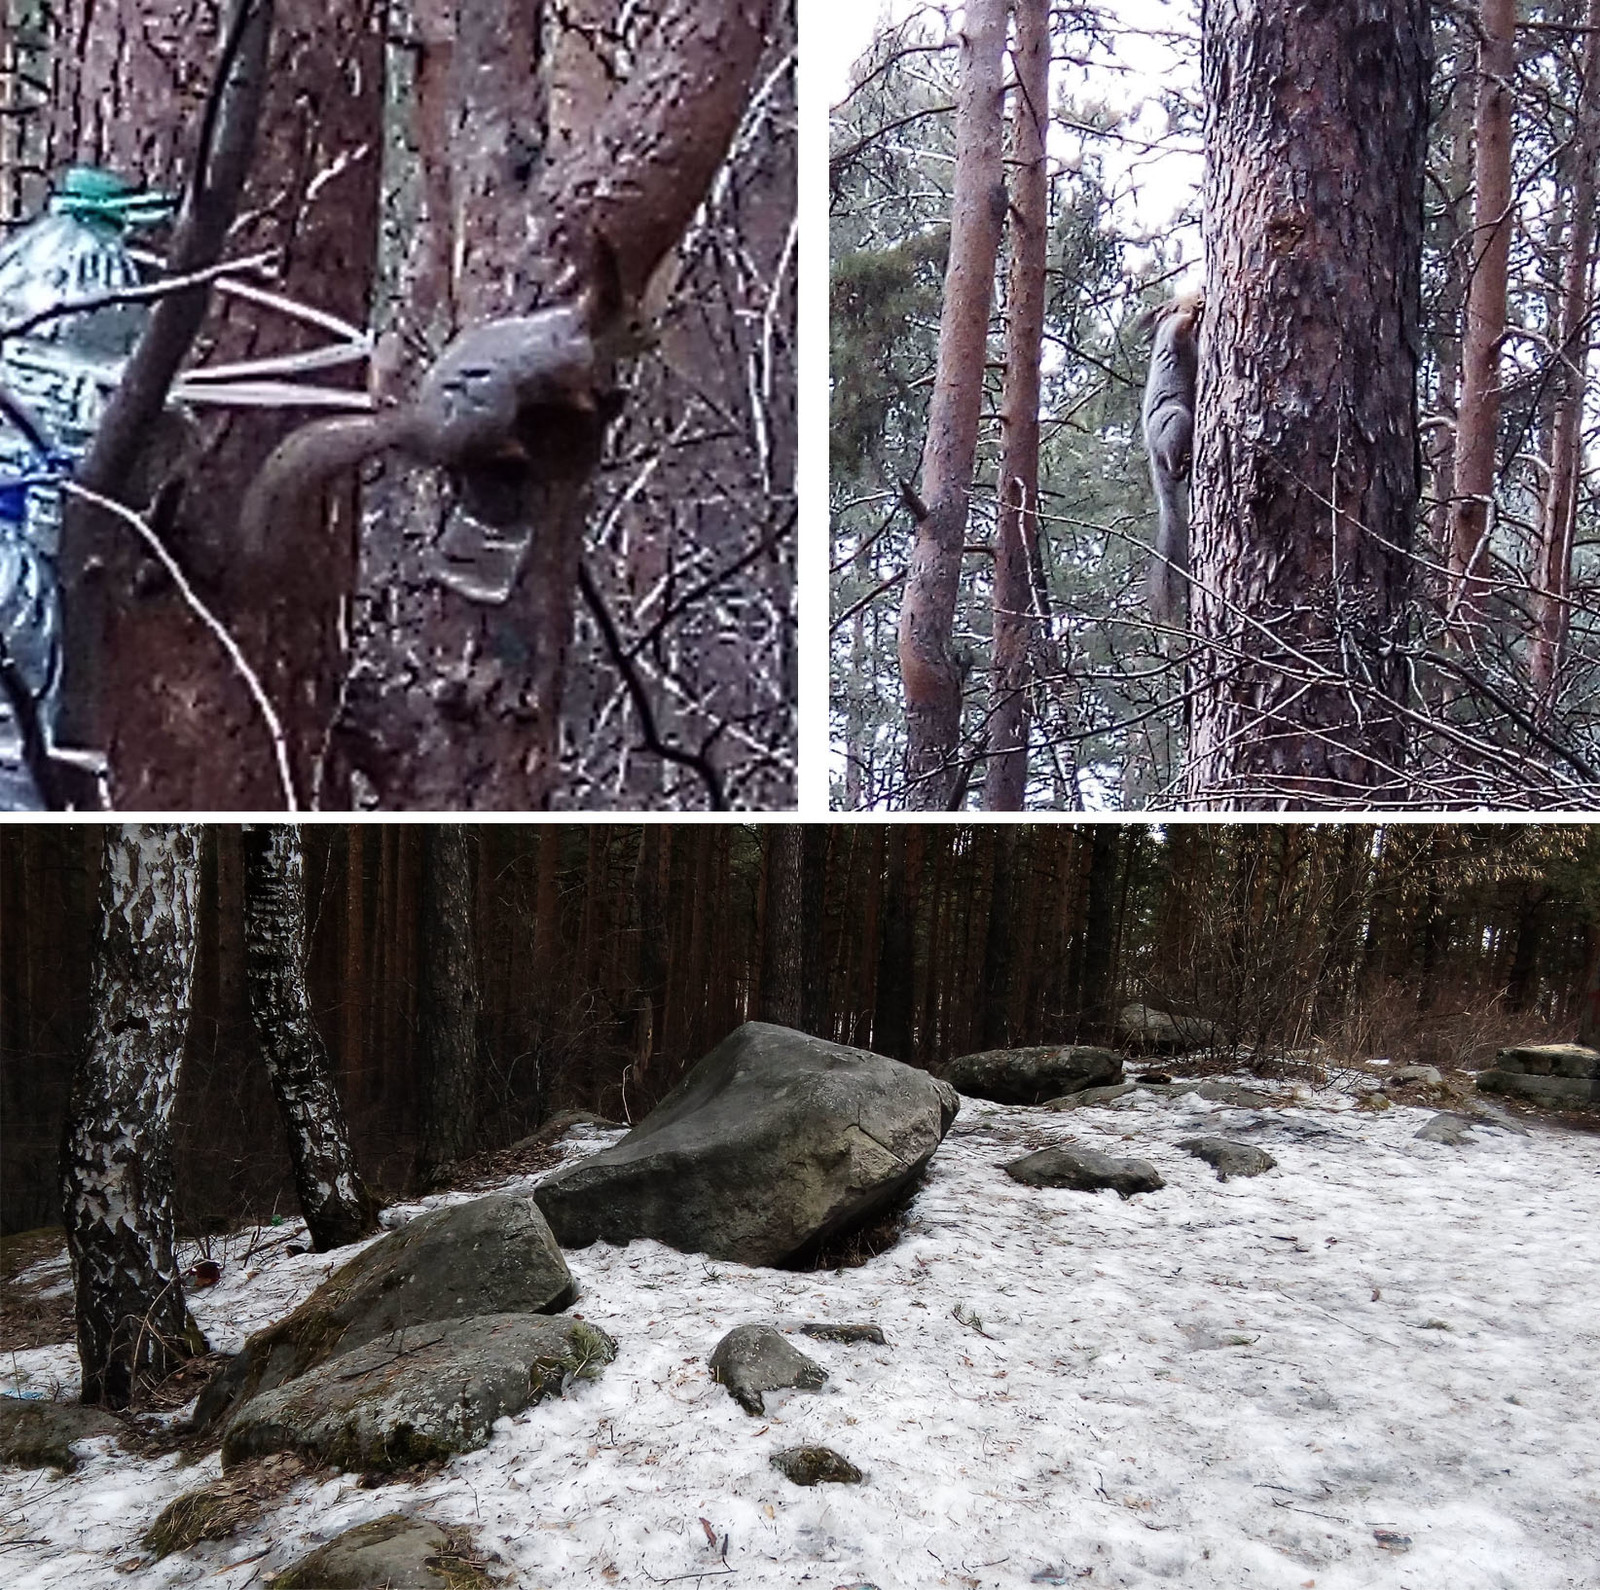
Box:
[533,1022,958,1267]
[938,1046,1121,1106]
[1116,1004,1224,1054]
[194,1194,574,1435]
[1476,1044,1600,1107]
[222,1313,615,1471]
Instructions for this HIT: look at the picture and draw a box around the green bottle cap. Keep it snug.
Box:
[49,166,175,229]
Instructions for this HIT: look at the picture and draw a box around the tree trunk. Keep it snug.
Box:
[416,825,481,1187]
[800,825,831,1035]
[1447,0,1515,630]
[1078,824,1119,1045]
[47,0,380,809]
[1187,0,1429,807]
[983,0,1048,811]
[759,825,803,1027]
[340,0,777,808]
[239,824,379,1250]
[897,0,1007,809]
[1528,0,1600,712]
[61,824,200,1408]
[873,827,915,1058]
[980,827,1015,1046]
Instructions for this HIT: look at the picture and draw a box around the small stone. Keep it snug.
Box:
[709,1324,826,1416]
[1415,1113,1477,1145]
[799,1322,886,1345]
[1176,1138,1276,1181]
[1004,1146,1164,1199]
[1387,1065,1443,1088]
[770,1445,862,1485]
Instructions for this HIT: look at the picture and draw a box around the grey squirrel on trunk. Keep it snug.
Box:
[237,304,601,564]
[237,247,627,572]
[1142,290,1203,626]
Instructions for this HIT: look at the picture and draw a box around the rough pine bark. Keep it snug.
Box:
[1448,0,1515,629]
[416,825,482,1187]
[759,825,803,1028]
[46,0,382,808]
[800,826,830,1035]
[61,824,200,1409]
[984,0,1049,811]
[979,826,1015,1046]
[1187,0,1429,807]
[342,0,777,808]
[1528,0,1600,711]
[872,826,914,1058]
[239,824,379,1250]
[1077,823,1118,1044]
[897,0,1007,809]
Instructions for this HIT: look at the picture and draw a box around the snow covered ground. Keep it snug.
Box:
[3,1082,1598,1590]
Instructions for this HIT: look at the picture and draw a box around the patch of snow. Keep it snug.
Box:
[3,1086,1596,1588]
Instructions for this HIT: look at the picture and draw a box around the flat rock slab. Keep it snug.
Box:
[1042,1079,1279,1112]
[0,1396,123,1470]
[1043,1083,1136,1111]
[799,1322,886,1345]
[940,1046,1121,1106]
[770,1446,862,1485]
[268,1514,493,1590]
[195,1194,574,1436]
[222,1313,615,1472]
[1177,1138,1277,1180]
[1004,1147,1164,1199]
[1416,1113,1480,1145]
[534,1022,958,1267]
[1478,1044,1600,1107]
[1493,1043,1600,1078]
[709,1323,826,1415]
[1116,1004,1223,1053]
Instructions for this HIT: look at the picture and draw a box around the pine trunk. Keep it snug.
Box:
[984,0,1048,811]
[62,825,200,1408]
[1187,0,1429,807]
[759,825,804,1028]
[897,0,1007,809]
[1528,0,1600,711]
[239,824,378,1249]
[416,825,481,1187]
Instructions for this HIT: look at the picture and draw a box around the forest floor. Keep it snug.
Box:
[2,1068,1597,1590]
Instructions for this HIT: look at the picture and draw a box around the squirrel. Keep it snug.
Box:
[1142,289,1203,627]
[237,297,605,565]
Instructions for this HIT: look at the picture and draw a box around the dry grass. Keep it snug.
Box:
[0,1227,71,1354]
[141,1451,310,1560]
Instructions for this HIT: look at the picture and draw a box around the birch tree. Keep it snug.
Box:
[61,824,201,1409]
[1447,0,1515,630]
[240,824,379,1249]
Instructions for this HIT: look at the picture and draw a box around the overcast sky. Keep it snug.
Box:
[823,0,1203,269]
